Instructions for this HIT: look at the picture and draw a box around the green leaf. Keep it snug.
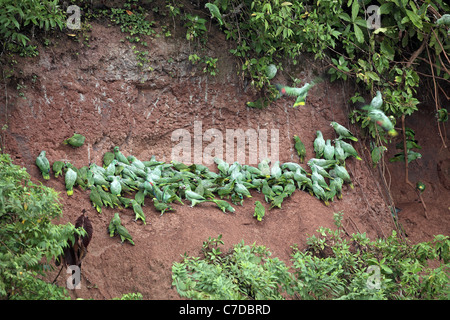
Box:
[351,0,360,22]
[405,9,423,29]
[354,24,364,43]
[380,40,395,60]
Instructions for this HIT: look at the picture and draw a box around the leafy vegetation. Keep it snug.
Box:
[0,0,66,56]
[0,153,83,299]
[172,213,450,300]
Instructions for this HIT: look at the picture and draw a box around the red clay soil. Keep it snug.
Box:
[0,16,448,299]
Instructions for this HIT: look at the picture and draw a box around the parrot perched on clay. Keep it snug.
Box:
[65,167,77,196]
[114,146,130,165]
[132,200,146,224]
[312,181,329,206]
[330,121,358,141]
[324,139,335,161]
[109,176,122,197]
[152,197,174,215]
[185,186,207,207]
[270,161,282,179]
[211,199,235,213]
[103,151,115,168]
[338,139,362,161]
[293,135,306,163]
[254,201,265,221]
[89,187,103,213]
[108,212,134,245]
[36,151,51,180]
[52,160,64,178]
[311,165,331,191]
[331,165,353,189]
[258,158,271,178]
[63,133,85,147]
[313,130,326,158]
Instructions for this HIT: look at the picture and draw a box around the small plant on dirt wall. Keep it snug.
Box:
[172,212,450,300]
[0,153,84,299]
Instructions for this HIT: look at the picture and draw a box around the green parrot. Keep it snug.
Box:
[331,165,353,189]
[270,192,288,209]
[110,176,122,197]
[307,158,338,169]
[371,145,387,168]
[63,133,85,147]
[234,182,252,198]
[118,196,134,208]
[284,180,296,196]
[103,151,115,168]
[333,140,346,165]
[36,150,51,180]
[65,168,77,196]
[270,161,282,179]
[370,91,383,109]
[205,2,224,26]
[134,189,146,206]
[254,201,265,221]
[310,163,333,179]
[313,130,326,158]
[185,186,207,207]
[330,121,358,141]
[114,146,130,165]
[89,187,103,213]
[261,179,276,202]
[310,165,331,191]
[96,185,113,208]
[366,109,398,137]
[275,77,322,107]
[281,162,309,176]
[258,159,271,178]
[105,159,118,177]
[214,157,229,175]
[416,181,426,193]
[293,168,312,191]
[52,160,64,178]
[436,14,450,26]
[108,212,135,245]
[152,198,174,215]
[211,199,235,213]
[265,64,278,80]
[329,176,344,200]
[312,181,329,206]
[293,135,306,163]
[132,200,146,224]
[323,139,335,161]
[339,139,362,160]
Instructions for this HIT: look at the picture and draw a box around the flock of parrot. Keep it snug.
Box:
[34,88,397,245]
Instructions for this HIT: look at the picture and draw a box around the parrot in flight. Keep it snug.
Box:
[63,133,85,147]
[360,91,398,137]
[366,109,398,137]
[275,77,322,107]
[293,135,306,163]
[330,121,358,141]
[36,151,51,180]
